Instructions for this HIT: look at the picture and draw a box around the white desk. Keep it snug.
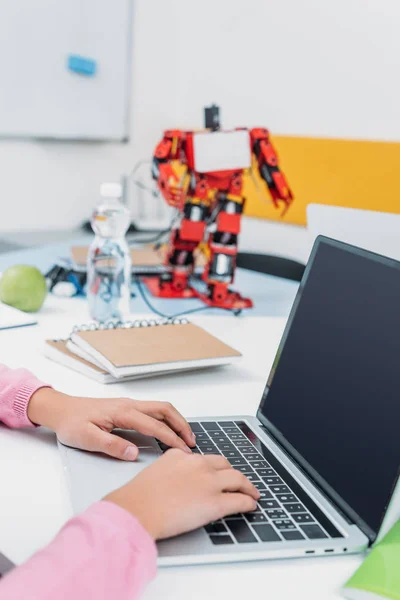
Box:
[0,296,363,599]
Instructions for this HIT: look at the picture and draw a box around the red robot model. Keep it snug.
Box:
[145,105,293,310]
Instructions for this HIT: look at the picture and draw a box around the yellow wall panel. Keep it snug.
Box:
[243,136,400,226]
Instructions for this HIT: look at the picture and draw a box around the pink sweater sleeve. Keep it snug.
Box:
[0,364,158,598]
[0,363,50,428]
[0,501,157,600]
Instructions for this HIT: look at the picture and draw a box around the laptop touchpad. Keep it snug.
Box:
[58,432,161,514]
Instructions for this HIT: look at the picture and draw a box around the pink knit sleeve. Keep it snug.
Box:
[0,363,50,428]
[0,501,157,600]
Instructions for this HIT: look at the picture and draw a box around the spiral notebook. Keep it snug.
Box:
[43,339,196,384]
[64,318,242,380]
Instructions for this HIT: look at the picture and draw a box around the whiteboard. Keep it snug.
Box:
[0,0,133,140]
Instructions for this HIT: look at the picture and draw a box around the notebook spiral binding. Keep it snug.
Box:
[71,317,189,333]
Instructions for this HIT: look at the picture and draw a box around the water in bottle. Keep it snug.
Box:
[87,182,131,322]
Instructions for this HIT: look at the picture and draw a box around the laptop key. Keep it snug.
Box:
[263,476,283,485]
[219,421,236,428]
[250,461,269,469]
[235,441,254,448]
[256,468,276,477]
[233,465,254,474]
[227,519,258,543]
[252,524,281,542]
[188,422,204,433]
[273,520,296,530]
[276,494,298,503]
[293,513,314,523]
[199,445,218,453]
[258,490,273,500]
[222,450,242,459]
[227,434,247,440]
[281,530,305,541]
[285,503,306,513]
[269,485,291,494]
[209,436,230,444]
[196,439,214,447]
[245,512,268,523]
[221,427,240,434]
[253,481,267,490]
[205,522,227,534]
[228,457,247,466]
[192,447,201,454]
[259,499,280,509]
[240,447,259,455]
[193,432,208,440]
[224,513,243,520]
[266,509,288,519]
[245,453,264,462]
[246,473,260,482]
[210,535,234,545]
[300,524,328,539]
[201,422,221,431]
[208,430,227,437]
[215,443,236,451]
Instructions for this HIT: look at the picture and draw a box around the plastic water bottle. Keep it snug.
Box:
[87,182,132,322]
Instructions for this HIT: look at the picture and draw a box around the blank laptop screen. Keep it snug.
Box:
[259,237,400,539]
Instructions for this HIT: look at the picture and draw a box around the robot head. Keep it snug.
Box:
[204,104,220,131]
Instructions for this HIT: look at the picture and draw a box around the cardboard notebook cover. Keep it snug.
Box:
[73,323,241,368]
[46,340,107,373]
[71,245,166,268]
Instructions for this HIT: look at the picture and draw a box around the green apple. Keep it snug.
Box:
[0,265,47,312]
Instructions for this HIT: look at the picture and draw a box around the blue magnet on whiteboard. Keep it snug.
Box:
[67,54,97,76]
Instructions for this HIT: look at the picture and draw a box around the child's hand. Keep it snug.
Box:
[105,449,260,540]
[28,389,195,460]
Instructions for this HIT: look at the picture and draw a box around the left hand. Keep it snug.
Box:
[27,388,196,460]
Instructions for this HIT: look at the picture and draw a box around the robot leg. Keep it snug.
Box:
[144,201,208,299]
[194,196,253,310]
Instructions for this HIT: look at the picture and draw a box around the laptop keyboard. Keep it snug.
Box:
[157,421,343,546]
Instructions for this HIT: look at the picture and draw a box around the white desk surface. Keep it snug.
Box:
[0,296,363,599]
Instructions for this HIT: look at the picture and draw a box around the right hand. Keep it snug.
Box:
[104,449,260,540]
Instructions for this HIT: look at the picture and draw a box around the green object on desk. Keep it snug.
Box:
[343,520,400,600]
[0,265,47,312]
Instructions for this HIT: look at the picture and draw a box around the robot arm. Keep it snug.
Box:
[250,128,293,215]
[152,130,186,210]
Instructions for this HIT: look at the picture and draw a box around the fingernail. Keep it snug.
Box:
[123,445,138,461]
[191,432,196,444]
[184,443,192,453]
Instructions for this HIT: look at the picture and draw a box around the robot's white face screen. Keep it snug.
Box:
[193,130,252,173]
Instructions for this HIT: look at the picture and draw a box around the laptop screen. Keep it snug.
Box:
[258,236,400,540]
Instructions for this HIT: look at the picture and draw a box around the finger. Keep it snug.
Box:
[218,470,260,500]
[137,402,195,447]
[203,454,232,470]
[219,493,258,517]
[113,409,192,454]
[86,424,139,461]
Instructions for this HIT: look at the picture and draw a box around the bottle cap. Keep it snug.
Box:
[100,182,123,199]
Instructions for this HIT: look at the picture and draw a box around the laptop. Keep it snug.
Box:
[58,236,400,566]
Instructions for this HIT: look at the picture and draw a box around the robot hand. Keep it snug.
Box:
[157,163,185,210]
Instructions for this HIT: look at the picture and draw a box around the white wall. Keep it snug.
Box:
[174,0,400,142]
[1,0,399,235]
